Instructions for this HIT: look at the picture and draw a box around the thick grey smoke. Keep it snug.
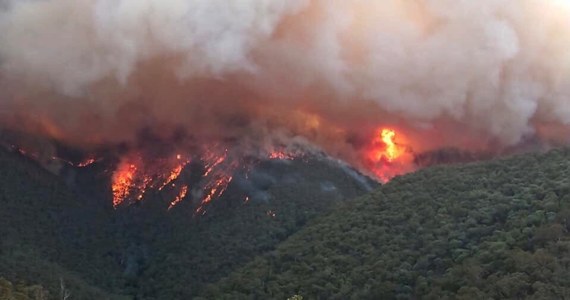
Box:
[0,0,308,94]
[1,0,570,175]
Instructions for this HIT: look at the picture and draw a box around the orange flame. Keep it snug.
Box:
[112,162,138,207]
[366,127,409,181]
[268,150,294,160]
[111,153,190,208]
[194,149,241,214]
[168,185,188,210]
[157,164,185,191]
[195,175,233,214]
[77,158,97,167]
[203,151,227,177]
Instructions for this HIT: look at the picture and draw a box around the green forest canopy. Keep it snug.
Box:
[202,148,570,299]
[3,147,570,299]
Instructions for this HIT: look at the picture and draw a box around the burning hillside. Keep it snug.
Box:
[1,1,570,209]
[108,146,242,213]
[1,127,398,212]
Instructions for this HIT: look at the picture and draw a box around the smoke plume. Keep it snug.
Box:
[1,0,570,177]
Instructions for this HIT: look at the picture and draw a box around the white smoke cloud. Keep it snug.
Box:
[0,0,308,94]
[1,0,570,151]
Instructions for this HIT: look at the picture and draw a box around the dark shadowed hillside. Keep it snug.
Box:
[5,145,570,299]
[119,158,375,299]
[202,148,570,299]
[0,277,50,300]
[0,147,374,299]
[0,148,128,299]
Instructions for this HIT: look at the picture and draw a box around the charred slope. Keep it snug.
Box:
[0,147,375,299]
[203,148,570,300]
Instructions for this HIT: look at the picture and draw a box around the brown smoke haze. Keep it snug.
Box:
[1,0,570,177]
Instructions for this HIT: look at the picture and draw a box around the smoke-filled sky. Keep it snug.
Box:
[1,0,570,175]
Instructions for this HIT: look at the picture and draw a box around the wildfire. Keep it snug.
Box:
[365,127,409,181]
[381,129,399,161]
[268,150,294,160]
[194,149,240,214]
[107,145,244,213]
[157,164,185,191]
[201,149,226,176]
[112,162,138,207]
[77,158,97,167]
[6,125,414,214]
[111,153,190,208]
[369,128,404,163]
[196,175,233,214]
[168,185,188,210]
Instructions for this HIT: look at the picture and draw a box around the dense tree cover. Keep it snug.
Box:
[0,147,371,299]
[202,148,570,299]
[129,159,373,299]
[7,144,570,299]
[0,148,126,299]
[0,277,49,300]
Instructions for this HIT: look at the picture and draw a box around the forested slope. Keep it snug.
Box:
[203,148,570,299]
[0,147,373,299]
[125,158,374,299]
[0,277,50,300]
[0,148,128,299]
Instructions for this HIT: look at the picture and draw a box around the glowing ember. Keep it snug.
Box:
[77,158,96,167]
[112,162,138,207]
[111,153,190,208]
[203,151,227,177]
[47,156,99,168]
[157,164,185,191]
[195,175,233,214]
[135,175,153,200]
[192,149,242,214]
[12,146,38,159]
[168,185,188,210]
[268,150,294,160]
[107,146,243,213]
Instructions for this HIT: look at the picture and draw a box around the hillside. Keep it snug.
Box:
[0,147,373,299]
[5,144,570,299]
[118,157,375,299]
[0,277,50,300]
[0,148,128,299]
[202,148,570,299]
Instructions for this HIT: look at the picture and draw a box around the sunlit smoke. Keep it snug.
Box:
[2,0,570,203]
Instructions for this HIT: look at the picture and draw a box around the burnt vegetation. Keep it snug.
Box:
[2,146,570,299]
